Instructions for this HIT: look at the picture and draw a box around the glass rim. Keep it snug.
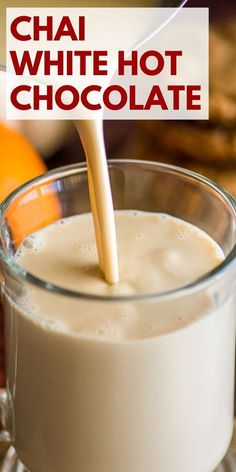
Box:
[1,159,236,303]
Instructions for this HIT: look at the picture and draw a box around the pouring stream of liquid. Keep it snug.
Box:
[75,120,119,285]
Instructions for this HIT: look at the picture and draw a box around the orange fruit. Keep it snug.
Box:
[0,122,61,246]
[0,122,47,202]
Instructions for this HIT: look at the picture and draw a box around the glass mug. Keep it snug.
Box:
[0,160,236,472]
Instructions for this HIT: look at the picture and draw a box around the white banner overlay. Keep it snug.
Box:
[6,8,208,120]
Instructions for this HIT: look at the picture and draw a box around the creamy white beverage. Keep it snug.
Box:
[3,211,235,472]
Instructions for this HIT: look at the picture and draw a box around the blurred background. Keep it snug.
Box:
[0,0,236,194]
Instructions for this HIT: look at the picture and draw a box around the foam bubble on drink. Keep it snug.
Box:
[15,233,45,259]
[134,232,144,239]
[77,243,96,253]
[175,229,186,240]
[96,323,121,339]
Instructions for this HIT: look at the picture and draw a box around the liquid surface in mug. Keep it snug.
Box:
[15,210,224,340]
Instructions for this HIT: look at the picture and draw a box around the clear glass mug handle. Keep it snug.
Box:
[0,280,12,444]
[0,389,11,443]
